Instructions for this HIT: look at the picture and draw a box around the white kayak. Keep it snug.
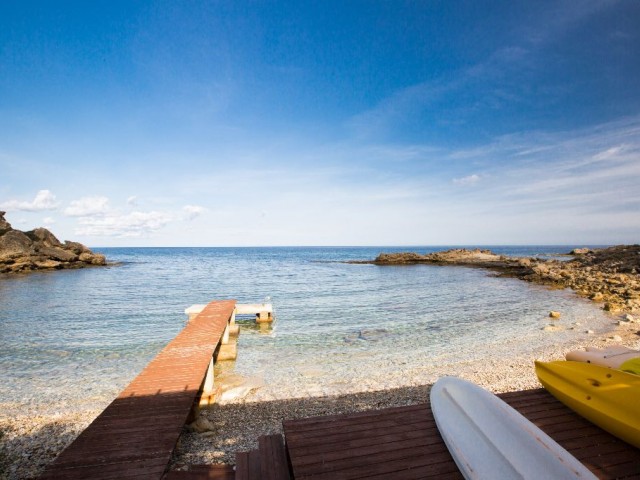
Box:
[430,377,596,480]
[566,345,640,368]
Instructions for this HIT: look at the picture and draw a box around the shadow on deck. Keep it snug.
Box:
[170,387,640,480]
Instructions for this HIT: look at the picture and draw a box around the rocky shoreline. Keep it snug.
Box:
[351,246,640,316]
[0,212,106,274]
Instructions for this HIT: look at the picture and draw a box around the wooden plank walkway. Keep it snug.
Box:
[283,388,640,480]
[40,299,237,480]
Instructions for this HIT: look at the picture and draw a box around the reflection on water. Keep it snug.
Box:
[0,246,612,414]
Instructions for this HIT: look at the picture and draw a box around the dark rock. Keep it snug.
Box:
[38,246,78,262]
[374,252,428,264]
[79,252,106,265]
[25,227,63,248]
[371,248,504,266]
[570,248,591,255]
[354,244,640,318]
[64,241,89,254]
[0,230,34,260]
[0,210,11,235]
[0,211,108,274]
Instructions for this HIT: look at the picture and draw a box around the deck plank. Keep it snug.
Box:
[283,388,640,479]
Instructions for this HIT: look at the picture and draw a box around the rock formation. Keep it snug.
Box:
[371,248,505,266]
[0,211,106,274]
[353,246,640,316]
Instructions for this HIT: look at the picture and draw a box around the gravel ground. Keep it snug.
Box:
[170,320,640,469]
[1,315,638,479]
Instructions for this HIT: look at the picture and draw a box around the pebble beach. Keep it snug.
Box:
[171,320,640,469]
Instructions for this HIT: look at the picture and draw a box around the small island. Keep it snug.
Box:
[352,246,640,315]
[0,211,106,274]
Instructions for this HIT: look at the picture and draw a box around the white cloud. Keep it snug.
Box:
[0,190,60,211]
[64,196,110,217]
[61,195,179,238]
[183,204,206,220]
[75,211,173,237]
[43,217,56,224]
[592,145,625,161]
[442,116,640,231]
[127,196,138,206]
[453,174,481,186]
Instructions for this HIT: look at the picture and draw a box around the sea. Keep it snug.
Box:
[0,246,615,416]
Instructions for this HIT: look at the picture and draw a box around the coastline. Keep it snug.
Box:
[2,309,637,478]
[354,245,640,314]
[171,319,639,468]
[1,245,639,478]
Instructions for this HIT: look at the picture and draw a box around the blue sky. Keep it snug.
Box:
[1,1,639,246]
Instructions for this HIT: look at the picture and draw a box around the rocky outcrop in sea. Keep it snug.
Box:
[353,246,640,315]
[0,211,106,274]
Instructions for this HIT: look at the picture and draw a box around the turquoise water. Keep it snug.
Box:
[0,246,612,414]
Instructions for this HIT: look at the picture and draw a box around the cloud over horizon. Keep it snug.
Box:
[0,190,60,212]
[183,205,206,220]
[75,211,173,238]
[64,196,110,217]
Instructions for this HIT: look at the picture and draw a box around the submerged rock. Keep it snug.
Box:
[215,374,265,404]
[542,324,563,332]
[0,211,107,274]
[358,329,388,341]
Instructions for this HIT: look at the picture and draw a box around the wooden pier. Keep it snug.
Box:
[39,298,640,479]
[40,299,238,480]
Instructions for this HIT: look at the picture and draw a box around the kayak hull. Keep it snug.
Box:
[430,376,596,479]
[566,346,639,368]
[535,360,640,449]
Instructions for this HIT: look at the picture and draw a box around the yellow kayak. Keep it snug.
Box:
[535,360,640,449]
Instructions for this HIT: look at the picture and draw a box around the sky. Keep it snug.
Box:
[1,0,639,247]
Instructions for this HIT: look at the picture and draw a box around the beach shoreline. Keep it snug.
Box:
[1,312,638,478]
[2,245,639,478]
[171,318,639,468]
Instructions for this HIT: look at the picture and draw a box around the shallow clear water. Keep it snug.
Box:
[0,246,612,414]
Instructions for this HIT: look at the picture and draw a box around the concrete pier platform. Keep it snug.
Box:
[186,303,274,323]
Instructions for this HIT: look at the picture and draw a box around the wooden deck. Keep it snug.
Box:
[282,388,640,479]
[40,299,237,480]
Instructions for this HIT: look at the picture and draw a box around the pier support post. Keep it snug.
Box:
[222,323,230,344]
[217,343,237,361]
[199,357,217,407]
[256,310,271,322]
